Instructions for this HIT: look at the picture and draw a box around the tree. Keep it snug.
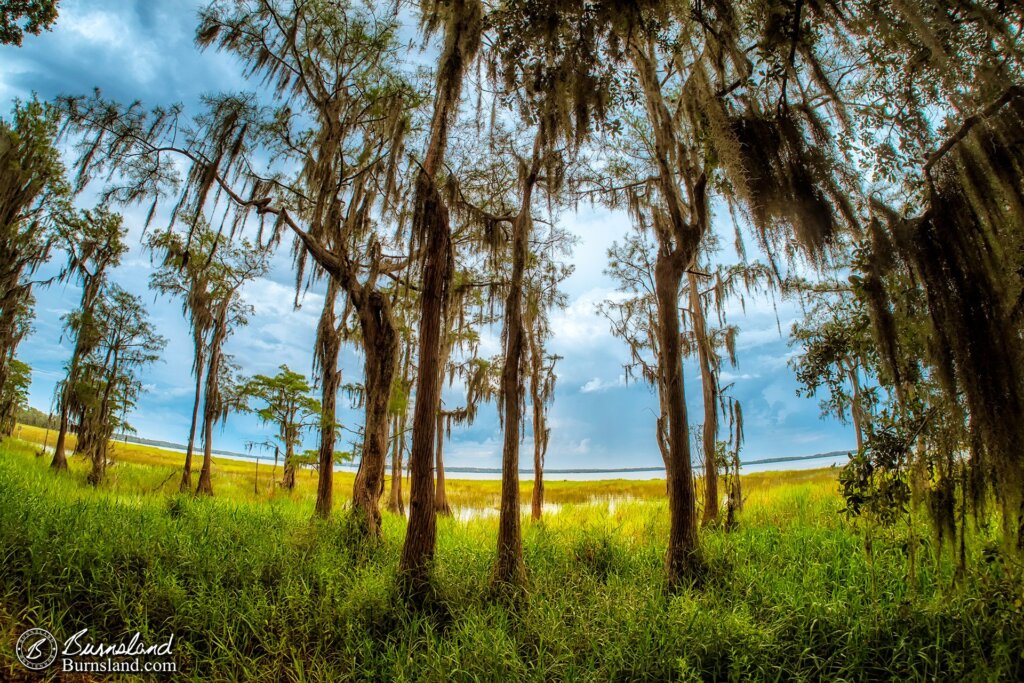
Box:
[50,206,127,471]
[245,365,322,491]
[61,0,415,529]
[193,239,267,495]
[148,225,220,492]
[605,222,769,526]
[69,285,165,485]
[790,281,880,453]
[681,258,773,527]
[1,0,60,46]
[387,320,415,516]
[0,357,30,434]
[0,99,69,422]
[523,238,571,521]
[484,0,616,588]
[400,0,486,597]
[585,0,860,584]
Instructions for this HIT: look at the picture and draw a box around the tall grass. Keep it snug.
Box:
[1,439,1021,681]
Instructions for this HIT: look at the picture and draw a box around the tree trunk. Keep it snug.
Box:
[398,173,452,595]
[315,283,342,518]
[388,410,405,515]
[389,342,410,516]
[529,401,544,521]
[351,291,399,537]
[88,351,119,486]
[493,179,535,589]
[51,276,104,471]
[398,0,481,597]
[846,362,865,452]
[435,412,452,515]
[689,272,719,527]
[656,251,701,585]
[527,325,546,521]
[282,441,296,490]
[196,308,228,497]
[434,332,455,516]
[195,395,216,496]
[50,397,72,470]
[181,352,204,493]
[631,35,707,586]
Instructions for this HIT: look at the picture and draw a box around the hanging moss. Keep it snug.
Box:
[872,87,1024,549]
[724,111,855,258]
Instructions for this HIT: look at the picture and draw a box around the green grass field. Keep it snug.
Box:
[1,434,1022,681]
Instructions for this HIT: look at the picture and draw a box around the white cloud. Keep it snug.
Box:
[580,375,626,394]
[548,288,631,360]
[719,370,758,382]
[60,8,161,83]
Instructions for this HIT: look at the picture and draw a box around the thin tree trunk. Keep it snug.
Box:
[389,342,410,516]
[181,353,204,492]
[434,333,455,516]
[315,283,342,518]
[494,165,537,588]
[195,395,216,496]
[529,398,544,521]
[846,362,865,452]
[435,411,452,515]
[689,272,719,527]
[88,351,119,486]
[50,394,72,470]
[528,325,545,521]
[388,410,405,515]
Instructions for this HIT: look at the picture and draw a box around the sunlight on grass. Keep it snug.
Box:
[1,436,1021,680]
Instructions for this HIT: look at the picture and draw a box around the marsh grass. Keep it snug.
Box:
[1,437,1022,681]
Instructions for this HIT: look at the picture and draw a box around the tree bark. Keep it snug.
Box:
[88,349,119,486]
[388,410,405,515]
[50,396,72,470]
[351,291,399,537]
[656,253,700,584]
[282,441,296,490]
[399,183,451,593]
[846,362,865,452]
[689,272,719,527]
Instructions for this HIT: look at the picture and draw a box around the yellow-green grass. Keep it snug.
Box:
[1,437,1021,681]
[11,423,837,512]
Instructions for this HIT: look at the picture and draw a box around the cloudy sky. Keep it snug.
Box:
[0,0,855,470]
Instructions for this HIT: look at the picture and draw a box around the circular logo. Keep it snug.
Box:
[16,628,58,670]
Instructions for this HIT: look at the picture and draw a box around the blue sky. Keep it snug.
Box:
[0,0,855,470]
